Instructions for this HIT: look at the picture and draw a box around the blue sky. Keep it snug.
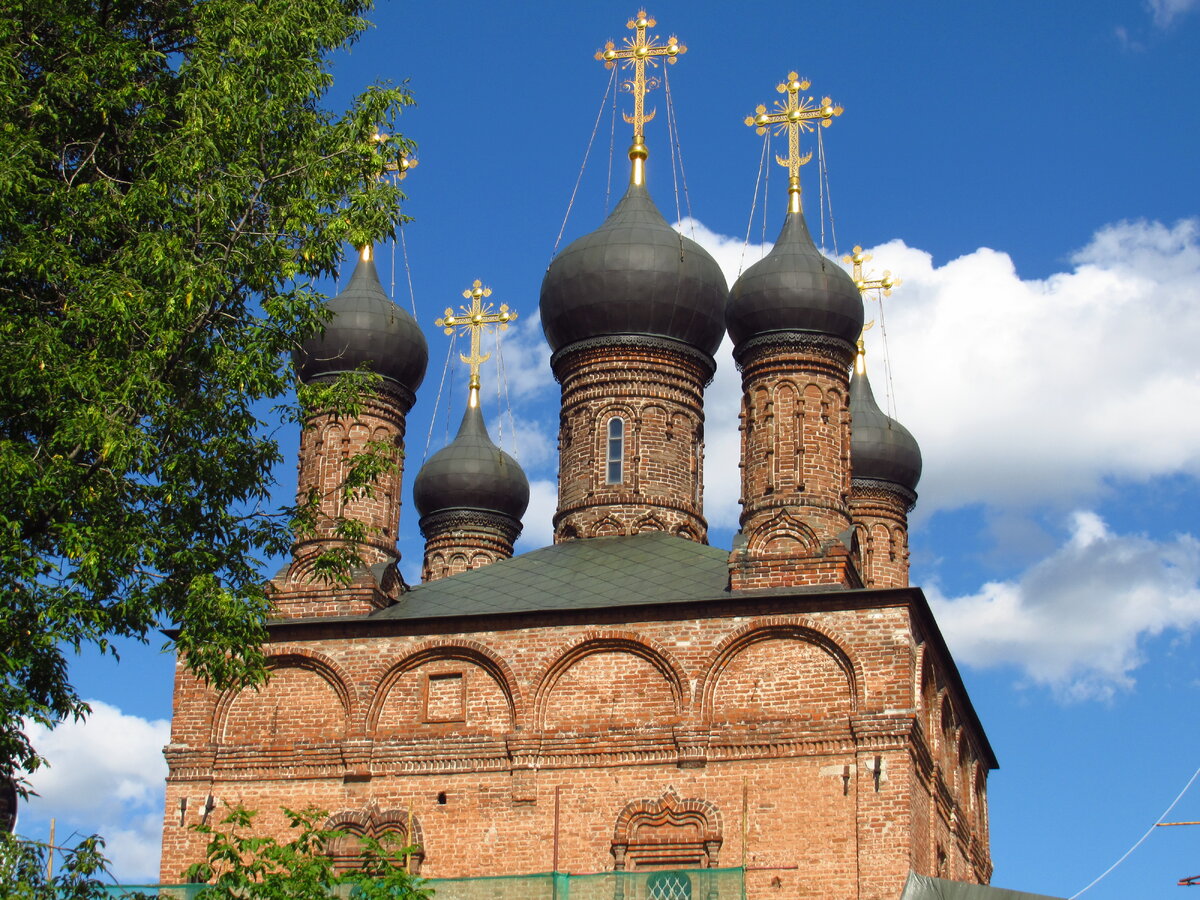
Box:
[16,1,1200,895]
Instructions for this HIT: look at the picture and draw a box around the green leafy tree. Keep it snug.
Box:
[0,0,415,780]
[0,831,149,899]
[186,806,432,899]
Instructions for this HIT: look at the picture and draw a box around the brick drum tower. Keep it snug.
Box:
[161,15,1000,900]
[539,132,726,544]
[273,246,428,618]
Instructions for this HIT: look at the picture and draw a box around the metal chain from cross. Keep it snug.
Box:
[436,280,517,398]
[596,9,685,179]
[745,73,843,212]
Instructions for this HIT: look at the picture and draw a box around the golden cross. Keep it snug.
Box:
[436,280,517,397]
[745,73,842,212]
[843,245,901,295]
[372,131,418,180]
[596,11,685,147]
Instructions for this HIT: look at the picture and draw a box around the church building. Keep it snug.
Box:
[160,13,997,899]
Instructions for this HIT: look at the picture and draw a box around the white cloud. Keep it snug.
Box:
[1146,0,1199,28]
[22,700,170,884]
[494,413,556,472]
[515,478,558,552]
[686,217,1200,522]
[480,307,555,399]
[928,511,1200,699]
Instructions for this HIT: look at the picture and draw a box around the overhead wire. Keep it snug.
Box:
[398,225,418,318]
[605,68,617,215]
[1070,762,1200,898]
[551,66,617,260]
[817,126,840,258]
[495,325,519,461]
[738,130,771,278]
[422,332,456,465]
[662,69,695,238]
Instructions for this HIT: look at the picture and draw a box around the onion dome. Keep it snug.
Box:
[850,360,922,495]
[296,250,429,393]
[726,210,863,347]
[539,181,728,357]
[413,396,530,523]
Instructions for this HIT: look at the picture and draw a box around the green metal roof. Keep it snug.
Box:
[374,532,731,620]
[900,873,1063,900]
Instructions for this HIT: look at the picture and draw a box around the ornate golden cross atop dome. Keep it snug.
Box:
[436,280,517,406]
[371,130,418,180]
[596,10,686,185]
[745,73,843,213]
[844,245,901,295]
[845,248,901,376]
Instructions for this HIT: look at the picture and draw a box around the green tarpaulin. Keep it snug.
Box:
[901,872,1064,900]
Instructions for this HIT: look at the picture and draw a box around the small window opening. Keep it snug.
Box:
[606,417,625,484]
[437,792,447,805]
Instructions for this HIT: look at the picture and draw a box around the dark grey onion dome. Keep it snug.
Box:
[539,182,728,357]
[726,211,863,347]
[296,253,429,393]
[850,365,922,494]
[413,401,530,522]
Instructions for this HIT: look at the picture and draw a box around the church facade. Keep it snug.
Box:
[160,18,996,899]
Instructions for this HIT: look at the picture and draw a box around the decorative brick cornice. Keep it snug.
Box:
[417,508,522,542]
[551,334,716,384]
[852,477,918,511]
[734,331,856,371]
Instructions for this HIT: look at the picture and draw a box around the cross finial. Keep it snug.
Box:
[596,11,686,185]
[372,131,418,180]
[744,73,843,213]
[843,245,901,295]
[436,280,517,406]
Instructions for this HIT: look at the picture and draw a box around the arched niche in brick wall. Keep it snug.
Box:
[325,806,425,874]
[535,634,685,733]
[368,641,519,737]
[216,651,351,746]
[939,694,959,789]
[745,509,820,555]
[918,652,939,751]
[611,788,722,871]
[701,620,859,729]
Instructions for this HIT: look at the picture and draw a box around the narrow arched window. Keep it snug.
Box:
[606,416,625,484]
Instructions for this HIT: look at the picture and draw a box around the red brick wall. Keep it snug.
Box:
[290,383,413,569]
[420,511,520,583]
[850,484,913,589]
[271,381,414,617]
[550,341,712,543]
[161,596,993,897]
[730,336,859,591]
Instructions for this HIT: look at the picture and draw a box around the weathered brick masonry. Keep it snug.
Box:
[162,585,994,897]
[551,338,712,544]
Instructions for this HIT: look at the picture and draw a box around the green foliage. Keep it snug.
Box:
[0,831,148,899]
[0,0,415,778]
[186,806,432,899]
